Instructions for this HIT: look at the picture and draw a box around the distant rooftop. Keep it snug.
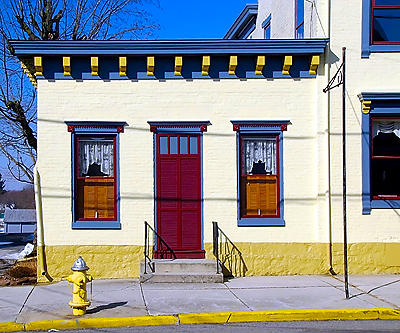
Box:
[4,209,36,224]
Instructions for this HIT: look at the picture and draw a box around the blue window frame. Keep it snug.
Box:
[295,0,304,39]
[362,0,400,57]
[359,93,400,214]
[232,121,289,227]
[66,121,126,229]
[262,15,271,39]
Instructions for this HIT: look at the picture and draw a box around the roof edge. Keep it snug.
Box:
[224,3,258,40]
[10,39,329,56]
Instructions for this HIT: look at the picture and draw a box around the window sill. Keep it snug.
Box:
[72,220,121,229]
[238,217,285,227]
[363,199,400,215]
[362,44,400,58]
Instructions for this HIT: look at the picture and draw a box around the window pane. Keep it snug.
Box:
[190,137,198,154]
[375,0,400,5]
[160,137,168,154]
[372,119,400,156]
[242,137,277,175]
[77,179,115,219]
[170,137,178,154]
[371,159,400,196]
[180,136,188,154]
[373,9,400,42]
[78,138,114,177]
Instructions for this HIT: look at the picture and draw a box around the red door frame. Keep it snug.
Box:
[155,133,204,259]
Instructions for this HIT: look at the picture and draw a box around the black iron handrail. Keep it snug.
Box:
[144,221,177,274]
[212,221,247,278]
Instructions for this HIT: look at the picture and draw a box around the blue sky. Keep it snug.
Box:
[149,0,248,39]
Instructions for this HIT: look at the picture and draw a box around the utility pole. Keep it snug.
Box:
[323,46,349,299]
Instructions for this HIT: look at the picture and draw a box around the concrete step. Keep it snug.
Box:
[153,259,217,273]
[140,259,223,283]
[142,272,224,283]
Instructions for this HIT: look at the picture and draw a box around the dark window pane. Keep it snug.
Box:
[160,137,168,154]
[373,132,400,156]
[170,137,178,154]
[180,137,188,154]
[375,0,400,5]
[190,137,198,154]
[373,9,400,42]
[371,159,400,196]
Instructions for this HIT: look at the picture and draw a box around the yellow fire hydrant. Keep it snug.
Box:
[67,256,93,316]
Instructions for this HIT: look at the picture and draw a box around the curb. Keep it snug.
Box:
[180,308,400,324]
[0,308,399,332]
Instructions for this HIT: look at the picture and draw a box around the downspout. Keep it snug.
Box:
[325,0,335,275]
[34,165,53,282]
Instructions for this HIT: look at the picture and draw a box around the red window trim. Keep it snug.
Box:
[75,135,117,221]
[239,133,280,219]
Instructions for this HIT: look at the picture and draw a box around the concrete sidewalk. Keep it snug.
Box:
[0,275,400,331]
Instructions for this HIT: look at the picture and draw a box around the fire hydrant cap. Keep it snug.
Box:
[71,256,89,271]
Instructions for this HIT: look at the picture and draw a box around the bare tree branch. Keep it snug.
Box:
[0,0,159,184]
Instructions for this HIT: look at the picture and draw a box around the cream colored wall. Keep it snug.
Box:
[37,77,324,247]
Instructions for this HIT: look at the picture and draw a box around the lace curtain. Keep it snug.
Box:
[78,139,114,177]
[242,138,276,175]
[372,120,400,138]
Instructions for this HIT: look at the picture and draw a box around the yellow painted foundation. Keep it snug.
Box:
[38,245,144,282]
[39,242,400,281]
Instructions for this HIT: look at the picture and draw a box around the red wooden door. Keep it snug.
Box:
[156,134,204,258]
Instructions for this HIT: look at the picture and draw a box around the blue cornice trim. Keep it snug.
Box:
[224,3,258,40]
[231,120,290,125]
[358,92,400,101]
[10,39,329,56]
[65,121,127,127]
[147,121,211,127]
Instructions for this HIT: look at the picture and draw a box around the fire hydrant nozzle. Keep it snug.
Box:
[67,256,93,316]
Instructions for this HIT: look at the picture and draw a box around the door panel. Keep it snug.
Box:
[156,134,204,258]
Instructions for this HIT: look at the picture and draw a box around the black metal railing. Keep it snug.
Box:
[144,221,176,274]
[212,221,247,278]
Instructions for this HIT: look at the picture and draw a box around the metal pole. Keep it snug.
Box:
[144,222,148,274]
[342,47,349,299]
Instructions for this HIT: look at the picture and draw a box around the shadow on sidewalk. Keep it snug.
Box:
[86,301,128,314]
[349,279,400,299]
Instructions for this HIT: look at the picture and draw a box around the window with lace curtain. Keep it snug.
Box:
[240,136,278,218]
[76,136,116,221]
[232,120,288,227]
[66,121,125,229]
